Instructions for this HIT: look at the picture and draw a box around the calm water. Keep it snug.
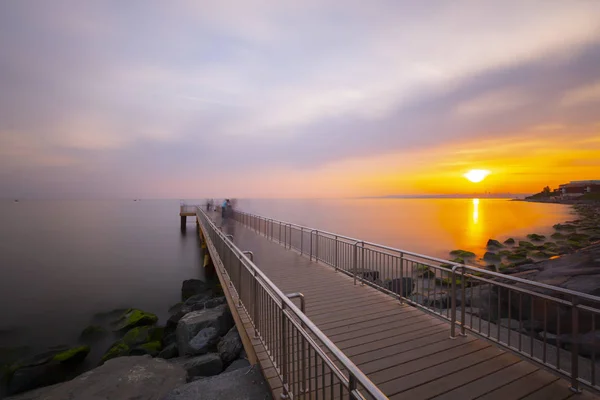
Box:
[0,198,572,360]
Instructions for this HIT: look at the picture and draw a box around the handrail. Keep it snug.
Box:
[195,206,387,400]
[229,207,600,393]
[235,210,600,304]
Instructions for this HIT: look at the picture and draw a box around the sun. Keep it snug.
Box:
[464,169,490,183]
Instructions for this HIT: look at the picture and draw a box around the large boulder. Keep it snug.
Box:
[217,327,243,365]
[162,365,271,400]
[188,328,220,355]
[223,359,250,373]
[386,278,414,297]
[486,239,504,249]
[158,343,179,360]
[6,346,90,396]
[181,279,210,301]
[176,305,233,356]
[111,309,158,332]
[172,353,223,379]
[5,356,186,400]
[101,325,164,363]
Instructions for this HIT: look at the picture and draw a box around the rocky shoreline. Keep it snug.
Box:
[1,279,271,400]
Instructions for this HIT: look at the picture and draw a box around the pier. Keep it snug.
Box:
[185,204,600,400]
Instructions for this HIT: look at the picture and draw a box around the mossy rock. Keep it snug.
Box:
[567,240,587,250]
[526,234,546,242]
[101,341,130,363]
[498,250,513,256]
[542,242,559,250]
[449,250,476,258]
[415,263,430,272]
[553,223,577,231]
[507,253,527,261]
[79,325,107,340]
[530,251,556,260]
[498,263,511,272]
[503,238,515,245]
[486,239,504,249]
[130,341,162,357]
[421,269,435,279]
[52,346,90,363]
[550,232,565,239]
[122,326,154,346]
[568,233,590,242]
[440,263,452,269]
[112,308,158,332]
[483,252,501,262]
[508,258,534,268]
[450,257,465,264]
[518,241,535,249]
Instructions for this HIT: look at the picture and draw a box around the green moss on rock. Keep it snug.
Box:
[80,325,107,340]
[101,341,130,363]
[518,241,535,249]
[52,346,90,363]
[551,232,565,239]
[503,238,515,245]
[498,250,512,256]
[483,252,501,262]
[112,308,158,331]
[450,257,465,264]
[526,234,546,242]
[486,239,504,248]
[449,249,476,258]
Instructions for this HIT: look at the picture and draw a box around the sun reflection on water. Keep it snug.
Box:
[472,198,479,224]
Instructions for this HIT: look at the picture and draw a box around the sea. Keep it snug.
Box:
[0,198,573,366]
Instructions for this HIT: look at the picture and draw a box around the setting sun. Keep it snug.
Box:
[464,169,491,183]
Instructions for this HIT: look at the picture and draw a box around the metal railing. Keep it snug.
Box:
[196,207,387,400]
[232,209,600,393]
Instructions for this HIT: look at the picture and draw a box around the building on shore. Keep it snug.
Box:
[558,180,600,197]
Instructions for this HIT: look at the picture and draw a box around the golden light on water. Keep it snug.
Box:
[464,169,491,183]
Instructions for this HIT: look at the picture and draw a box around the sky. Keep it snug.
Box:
[1,1,599,199]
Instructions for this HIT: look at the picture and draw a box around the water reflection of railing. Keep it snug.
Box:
[196,207,387,400]
[232,209,600,393]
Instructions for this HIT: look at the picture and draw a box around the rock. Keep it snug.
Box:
[503,238,515,245]
[5,356,186,400]
[79,325,107,341]
[6,346,90,395]
[530,251,555,260]
[551,232,566,239]
[518,241,535,249]
[385,278,414,297]
[223,358,250,373]
[184,294,213,308]
[186,296,228,313]
[483,252,501,262]
[158,343,179,360]
[166,310,187,331]
[101,341,130,363]
[357,269,380,281]
[450,257,465,264]
[122,326,156,347]
[506,253,527,261]
[486,239,504,249]
[174,353,223,379]
[239,348,247,360]
[217,327,243,365]
[130,341,162,357]
[553,223,577,231]
[527,234,546,242]
[163,332,177,347]
[499,318,522,331]
[188,327,220,355]
[449,249,476,258]
[176,305,233,356]
[181,279,209,301]
[162,365,271,400]
[111,308,158,332]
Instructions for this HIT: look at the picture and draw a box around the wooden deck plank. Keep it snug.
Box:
[201,213,600,400]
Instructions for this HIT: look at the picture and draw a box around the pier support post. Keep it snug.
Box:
[180,216,186,232]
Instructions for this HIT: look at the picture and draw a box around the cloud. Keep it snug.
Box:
[561,80,600,107]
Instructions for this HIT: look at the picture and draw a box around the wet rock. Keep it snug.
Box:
[483,252,501,262]
[158,343,179,360]
[101,341,130,363]
[553,223,577,231]
[162,365,271,400]
[173,353,223,379]
[527,234,546,242]
[130,341,162,357]
[79,325,107,341]
[486,239,504,249]
[188,327,220,355]
[181,279,210,301]
[551,232,566,239]
[176,305,233,356]
[223,358,251,373]
[518,241,535,250]
[503,238,515,245]
[6,356,186,400]
[6,346,90,395]
[449,249,476,258]
[217,327,243,365]
[385,278,414,297]
[111,308,158,332]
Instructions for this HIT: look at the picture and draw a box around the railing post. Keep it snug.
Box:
[315,230,319,262]
[360,242,365,286]
[353,242,358,285]
[349,373,357,400]
[279,221,282,244]
[399,252,404,304]
[253,269,259,338]
[334,236,338,272]
[300,227,304,255]
[310,230,313,261]
[450,266,457,339]
[570,296,582,393]
[461,266,466,336]
[281,303,289,399]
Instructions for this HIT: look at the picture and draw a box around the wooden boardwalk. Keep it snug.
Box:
[211,214,599,400]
